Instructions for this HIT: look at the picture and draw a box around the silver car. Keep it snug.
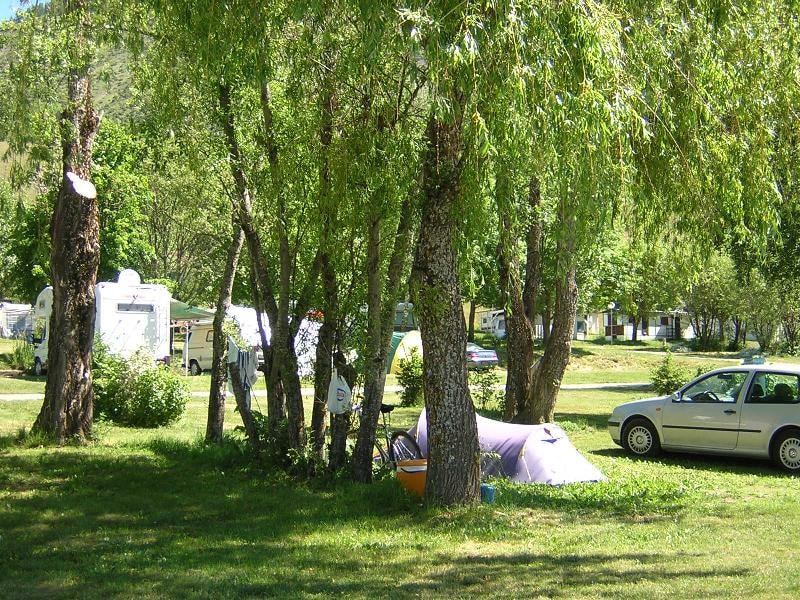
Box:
[466,343,499,370]
[608,363,800,472]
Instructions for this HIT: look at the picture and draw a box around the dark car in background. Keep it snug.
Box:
[466,343,499,370]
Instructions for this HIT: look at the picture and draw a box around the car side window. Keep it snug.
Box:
[746,373,800,404]
[682,372,747,403]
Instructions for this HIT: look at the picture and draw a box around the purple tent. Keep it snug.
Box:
[412,410,606,485]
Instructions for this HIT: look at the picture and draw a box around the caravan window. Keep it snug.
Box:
[206,330,213,342]
[117,303,155,313]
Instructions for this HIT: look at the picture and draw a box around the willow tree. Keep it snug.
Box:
[343,6,427,483]
[493,0,792,423]
[142,1,329,450]
[402,1,516,505]
[485,2,637,424]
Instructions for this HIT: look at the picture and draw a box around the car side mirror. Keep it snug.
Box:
[671,392,682,403]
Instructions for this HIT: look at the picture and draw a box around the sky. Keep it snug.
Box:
[0,1,22,21]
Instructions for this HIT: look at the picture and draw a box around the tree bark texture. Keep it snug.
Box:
[33,0,100,443]
[467,300,476,342]
[312,317,334,459]
[206,221,244,444]
[411,109,480,506]
[352,211,388,482]
[259,80,307,451]
[250,263,285,426]
[220,82,307,450]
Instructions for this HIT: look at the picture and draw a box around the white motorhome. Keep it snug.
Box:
[32,269,171,375]
[479,309,506,339]
[183,305,320,377]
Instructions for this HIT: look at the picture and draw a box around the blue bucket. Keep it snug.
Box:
[480,483,496,504]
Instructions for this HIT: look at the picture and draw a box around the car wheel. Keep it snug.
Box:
[189,360,202,376]
[772,429,800,472]
[622,417,661,457]
[33,358,44,377]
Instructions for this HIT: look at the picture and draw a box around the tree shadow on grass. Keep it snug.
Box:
[0,440,427,599]
[590,446,786,477]
[570,346,595,358]
[555,411,609,431]
[0,437,762,599]
[0,373,45,383]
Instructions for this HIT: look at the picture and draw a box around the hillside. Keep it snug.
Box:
[1,40,136,191]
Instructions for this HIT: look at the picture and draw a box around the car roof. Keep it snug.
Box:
[704,362,800,375]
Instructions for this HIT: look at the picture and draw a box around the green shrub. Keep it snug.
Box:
[94,347,189,428]
[397,349,424,407]
[650,351,692,396]
[469,367,502,411]
[9,340,35,371]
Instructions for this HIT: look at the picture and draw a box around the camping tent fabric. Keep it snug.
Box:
[411,410,606,485]
[170,299,214,322]
[386,330,424,374]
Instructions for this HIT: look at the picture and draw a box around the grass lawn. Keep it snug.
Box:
[2,385,800,599]
[0,339,740,397]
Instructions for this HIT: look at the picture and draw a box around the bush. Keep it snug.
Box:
[469,367,501,411]
[9,340,34,371]
[397,349,424,407]
[94,347,189,428]
[650,352,692,396]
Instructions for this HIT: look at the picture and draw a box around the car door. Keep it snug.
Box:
[737,372,800,454]
[661,371,748,450]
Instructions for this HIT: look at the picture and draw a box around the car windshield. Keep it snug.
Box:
[682,371,748,403]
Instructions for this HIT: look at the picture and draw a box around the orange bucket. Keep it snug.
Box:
[396,459,427,497]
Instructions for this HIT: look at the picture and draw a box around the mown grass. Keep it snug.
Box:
[0,339,737,397]
[2,385,800,598]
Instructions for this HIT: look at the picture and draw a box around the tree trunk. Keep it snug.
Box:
[260,80,307,451]
[525,263,578,423]
[329,359,356,471]
[250,263,285,426]
[631,315,640,342]
[541,308,552,343]
[229,362,261,452]
[499,175,539,422]
[467,300,476,342]
[220,81,302,447]
[206,221,244,444]
[352,189,417,483]
[33,1,100,443]
[731,317,742,349]
[311,317,334,459]
[311,65,337,462]
[521,198,579,425]
[348,99,420,483]
[411,107,480,506]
